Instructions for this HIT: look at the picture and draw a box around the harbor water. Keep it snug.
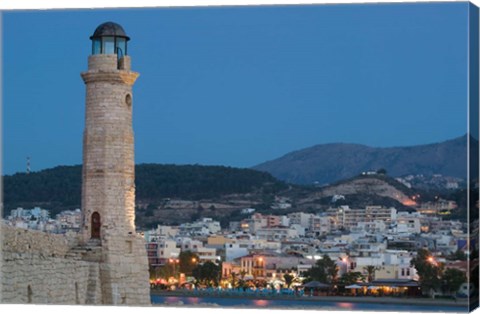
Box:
[151,295,467,312]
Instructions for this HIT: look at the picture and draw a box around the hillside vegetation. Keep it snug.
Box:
[3,163,468,227]
[3,164,287,218]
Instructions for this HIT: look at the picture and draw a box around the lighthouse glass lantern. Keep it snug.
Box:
[90,21,129,57]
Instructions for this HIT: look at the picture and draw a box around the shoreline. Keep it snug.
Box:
[151,290,471,308]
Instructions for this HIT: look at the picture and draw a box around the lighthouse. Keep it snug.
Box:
[81,21,150,305]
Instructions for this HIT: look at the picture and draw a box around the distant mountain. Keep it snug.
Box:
[253,134,477,185]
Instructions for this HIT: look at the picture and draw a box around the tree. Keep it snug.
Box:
[178,250,200,276]
[447,250,467,261]
[192,261,221,287]
[377,168,387,175]
[190,212,201,221]
[410,249,443,296]
[149,266,157,281]
[153,264,175,280]
[283,273,294,288]
[472,265,479,292]
[304,255,339,284]
[239,269,247,280]
[145,208,154,217]
[339,272,365,285]
[441,268,466,296]
[363,265,378,283]
[254,279,267,288]
[229,272,239,288]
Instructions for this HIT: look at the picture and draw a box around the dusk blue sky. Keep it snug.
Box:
[2,3,470,175]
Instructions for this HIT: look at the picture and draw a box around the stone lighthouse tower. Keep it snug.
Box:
[80,22,150,305]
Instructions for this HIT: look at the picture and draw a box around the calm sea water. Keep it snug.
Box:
[151,295,467,312]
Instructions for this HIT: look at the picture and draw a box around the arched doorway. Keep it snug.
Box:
[75,282,80,304]
[91,212,101,239]
[27,285,32,303]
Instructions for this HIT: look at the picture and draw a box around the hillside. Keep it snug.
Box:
[296,174,417,209]
[2,164,287,220]
[253,134,477,185]
[271,173,419,215]
[3,163,466,228]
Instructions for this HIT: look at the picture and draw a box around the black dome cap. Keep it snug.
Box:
[90,22,130,40]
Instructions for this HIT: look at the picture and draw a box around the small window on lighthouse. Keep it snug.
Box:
[91,212,101,239]
[92,39,101,54]
[103,37,115,54]
[125,94,132,107]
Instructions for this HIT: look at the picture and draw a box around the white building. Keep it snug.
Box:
[349,250,417,280]
[156,225,179,238]
[241,208,256,214]
[225,235,282,252]
[225,243,249,261]
[179,238,219,262]
[279,215,290,227]
[56,209,82,231]
[195,247,219,263]
[288,212,312,228]
[8,207,50,220]
[354,221,386,234]
[307,215,332,236]
[331,206,397,230]
[256,226,299,241]
[179,217,221,236]
[395,212,421,234]
[240,213,267,234]
[157,238,181,260]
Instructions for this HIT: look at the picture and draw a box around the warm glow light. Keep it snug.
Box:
[258,257,263,262]
[402,199,417,206]
[337,302,354,310]
[253,300,269,307]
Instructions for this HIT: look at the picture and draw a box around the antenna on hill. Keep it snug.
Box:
[26,156,31,174]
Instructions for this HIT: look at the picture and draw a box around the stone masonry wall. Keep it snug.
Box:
[0,224,102,305]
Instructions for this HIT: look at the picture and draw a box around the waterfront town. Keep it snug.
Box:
[2,5,478,309]
[4,193,476,300]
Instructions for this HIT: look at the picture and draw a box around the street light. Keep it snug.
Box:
[341,256,349,274]
[169,258,180,279]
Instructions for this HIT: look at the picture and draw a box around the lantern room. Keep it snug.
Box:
[90,21,130,57]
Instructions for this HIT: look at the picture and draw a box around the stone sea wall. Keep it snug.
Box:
[0,224,102,305]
